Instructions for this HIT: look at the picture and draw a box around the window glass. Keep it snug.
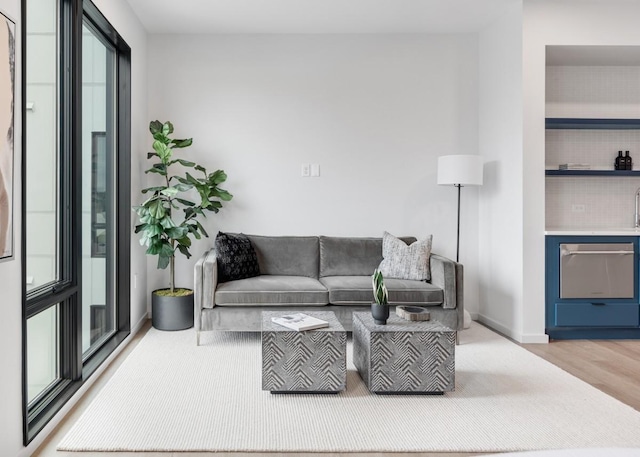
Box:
[81,22,116,354]
[25,0,59,291]
[27,305,59,404]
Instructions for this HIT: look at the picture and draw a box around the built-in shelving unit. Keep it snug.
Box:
[546,118,640,130]
[545,169,640,176]
[545,118,640,176]
[544,47,640,340]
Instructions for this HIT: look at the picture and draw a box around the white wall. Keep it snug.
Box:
[0,2,23,457]
[0,0,148,455]
[477,2,531,340]
[146,33,482,314]
[522,0,640,342]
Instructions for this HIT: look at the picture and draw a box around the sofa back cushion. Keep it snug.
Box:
[319,236,416,277]
[245,235,319,278]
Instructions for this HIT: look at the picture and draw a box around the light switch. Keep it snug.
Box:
[310,164,320,177]
[301,164,310,177]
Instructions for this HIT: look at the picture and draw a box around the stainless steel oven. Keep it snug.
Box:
[560,243,635,299]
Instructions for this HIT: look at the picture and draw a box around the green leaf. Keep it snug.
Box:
[156,241,175,269]
[160,217,176,229]
[209,170,227,185]
[147,152,159,159]
[146,224,163,236]
[176,244,191,258]
[177,183,193,191]
[145,163,167,176]
[176,198,195,207]
[141,186,166,194]
[153,140,172,162]
[171,138,193,148]
[185,172,200,186]
[163,121,174,136]
[212,188,233,201]
[160,187,179,197]
[166,226,188,239]
[176,236,191,247]
[194,165,206,174]
[169,158,196,168]
[196,220,209,238]
[148,200,166,219]
[149,120,163,135]
[152,132,169,144]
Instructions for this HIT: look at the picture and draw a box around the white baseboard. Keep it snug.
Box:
[20,313,150,457]
[476,314,549,344]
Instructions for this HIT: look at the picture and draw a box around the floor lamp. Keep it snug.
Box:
[437,155,484,263]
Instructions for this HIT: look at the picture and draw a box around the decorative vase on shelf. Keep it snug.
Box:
[371,269,389,325]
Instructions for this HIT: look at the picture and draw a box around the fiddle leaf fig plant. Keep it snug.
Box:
[134,120,232,295]
[372,269,388,306]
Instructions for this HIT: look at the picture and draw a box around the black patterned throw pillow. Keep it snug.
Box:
[215,232,260,283]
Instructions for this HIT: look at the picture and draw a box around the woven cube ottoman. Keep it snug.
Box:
[353,311,455,394]
[262,311,346,393]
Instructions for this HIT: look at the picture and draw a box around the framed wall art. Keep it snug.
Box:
[0,9,15,261]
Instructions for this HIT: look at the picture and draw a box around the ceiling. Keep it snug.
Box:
[125,0,517,34]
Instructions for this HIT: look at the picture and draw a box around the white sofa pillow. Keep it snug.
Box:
[378,231,432,281]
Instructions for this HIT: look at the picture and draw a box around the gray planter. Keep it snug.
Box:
[371,303,389,325]
[152,290,194,331]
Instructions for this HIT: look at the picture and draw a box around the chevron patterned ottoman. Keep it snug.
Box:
[262,311,347,393]
[353,312,455,394]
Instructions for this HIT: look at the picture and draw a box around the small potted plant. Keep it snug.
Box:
[134,120,232,330]
[371,268,390,325]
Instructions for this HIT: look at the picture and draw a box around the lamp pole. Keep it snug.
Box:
[455,183,461,263]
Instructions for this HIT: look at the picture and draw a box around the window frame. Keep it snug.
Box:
[21,0,131,444]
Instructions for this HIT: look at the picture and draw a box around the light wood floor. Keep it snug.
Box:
[31,323,640,457]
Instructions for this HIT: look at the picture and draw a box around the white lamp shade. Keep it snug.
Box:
[437,154,484,186]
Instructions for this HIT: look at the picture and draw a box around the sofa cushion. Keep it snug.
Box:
[215,232,260,283]
[320,276,443,306]
[319,236,417,277]
[246,235,319,278]
[379,231,432,281]
[215,275,329,306]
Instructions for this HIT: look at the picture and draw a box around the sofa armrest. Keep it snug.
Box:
[194,248,218,342]
[430,252,463,306]
[193,249,218,311]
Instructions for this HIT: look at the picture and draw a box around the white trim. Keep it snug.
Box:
[477,314,549,344]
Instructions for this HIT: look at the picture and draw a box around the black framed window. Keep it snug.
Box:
[22,0,131,443]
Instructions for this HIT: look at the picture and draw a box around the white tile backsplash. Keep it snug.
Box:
[546,129,640,170]
[546,177,640,229]
[546,66,640,119]
[546,65,640,229]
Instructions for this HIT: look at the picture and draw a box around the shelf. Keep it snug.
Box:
[546,118,640,129]
[546,170,640,176]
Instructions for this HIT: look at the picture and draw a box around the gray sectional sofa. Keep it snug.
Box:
[194,234,463,345]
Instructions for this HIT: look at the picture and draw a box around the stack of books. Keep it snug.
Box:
[271,313,330,331]
[558,163,591,170]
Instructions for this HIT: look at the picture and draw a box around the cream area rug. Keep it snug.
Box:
[58,322,640,453]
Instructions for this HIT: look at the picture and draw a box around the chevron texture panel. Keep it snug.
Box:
[262,311,346,393]
[353,312,455,394]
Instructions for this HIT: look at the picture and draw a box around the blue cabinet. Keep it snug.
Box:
[546,236,640,339]
[555,303,640,327]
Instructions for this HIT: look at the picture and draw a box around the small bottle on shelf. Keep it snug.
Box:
[615,151,623,170]
[626,151,633,170]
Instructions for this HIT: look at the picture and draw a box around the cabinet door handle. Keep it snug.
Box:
[591,302,606,306]
[563,250,634,255]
